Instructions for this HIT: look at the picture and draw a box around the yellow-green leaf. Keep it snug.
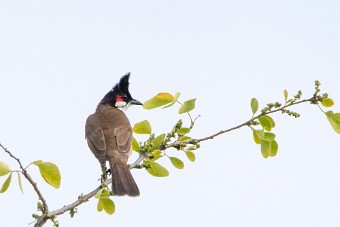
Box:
[284,89,288,102]
[250,98,259,114]
[34,162,61,189]
[185,151,196,162]
[151,150,162,156]
[144,160,169,177]
[322,98,334,107]
[179,99,196,114]
[266,115,276,128]
[95,188,104,199]
[258,116,273,131]
[169,157,184,169]
[153,134,166,148]
[325,111,340,134]
[148,155,162,162]
[32,160,43,165]
[177,127,190,135]
[262,132,276,141]
[163,92,181,109]
[143,93,174,110]
[100,188,111,198]
[269,140,278,157]
[252,130,261,144]
[101,198,115,215]
[149,150,162,161]
[132,120,152,134]
[0,162,11,176]
[18,173,23,193]
[178,136,191,141]
[97,198,104,212]
[149,150,162,162]
[261,140,270,159]
[132,137,140,152]
[0,173,12,193]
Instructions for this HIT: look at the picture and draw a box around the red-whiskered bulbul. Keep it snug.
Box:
[85,73,142,196]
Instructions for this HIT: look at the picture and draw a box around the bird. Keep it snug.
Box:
[85,73,142,196]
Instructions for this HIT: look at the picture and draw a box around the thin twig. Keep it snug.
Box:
[0,143,49,213]
[195,97,316,142]
[48,178,111,217]
[129,152,148,169]
[0,94,321,226]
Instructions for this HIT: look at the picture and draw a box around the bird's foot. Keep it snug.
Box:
[100,166,108,183]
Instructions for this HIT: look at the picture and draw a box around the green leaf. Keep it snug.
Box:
[185,151,196,162]
[96,188,114,215]
[18,173,23,193]
[132,120,152,134]
[179,98,196,114]
[163,92,181,109]
[0,173,12,193]
[258,116,273,131]
[149,149,162,161]
[101,198,115,215]
[322,98,334,107]
[177,127,190,135]
[257,129,265,139]
[252,130,261,144]
[266,115,276,128]
[32,160,43,165]
[284,89,288,102]
[169,157,184,169]
[143,93,174,110]
[132,137,140,152]
[269,140,278,157]
[148,155,162,162]
[261,140,270,159]
[0,162,11,176]
[34,162,61,189]
[144,160,169,177]
[262,132,276,141]
[95,188,104,199]
[178,136,191,141]
[325,111,340,134]
[151,150,162,156]
[250,98,259,114]
[153,134,166,148]
[97,198,104,212]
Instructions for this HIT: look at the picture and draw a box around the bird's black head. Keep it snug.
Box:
[100,73,142,109]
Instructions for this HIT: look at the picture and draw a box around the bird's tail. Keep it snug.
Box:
[109,160,140,196]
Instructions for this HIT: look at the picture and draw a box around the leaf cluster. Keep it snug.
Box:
[132,92,199,177]
[0,160,60,194]
[1,80,339,224]
[248,81,340,158]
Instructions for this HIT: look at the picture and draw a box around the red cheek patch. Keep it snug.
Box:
[116,95,124,102]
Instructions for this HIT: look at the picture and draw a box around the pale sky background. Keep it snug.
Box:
[0,1,340,226]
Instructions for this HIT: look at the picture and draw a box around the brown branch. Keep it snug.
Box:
[161,97,318,150]
[0,143,49,216]
[0,142,133,226]
[48,178,112,217]
[195,97,317,142]
[129,151,150,169]
[0,93,322,226]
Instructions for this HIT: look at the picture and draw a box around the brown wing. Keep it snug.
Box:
[114,126,132,154]
[85,115,106,151]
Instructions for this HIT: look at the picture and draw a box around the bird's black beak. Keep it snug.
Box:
[130,99,143,106]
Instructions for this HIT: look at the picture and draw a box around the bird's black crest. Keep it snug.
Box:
[99,72,134,108]
[112,72,130,93]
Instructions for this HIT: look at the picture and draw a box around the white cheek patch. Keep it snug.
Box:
[115,101,127,108]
